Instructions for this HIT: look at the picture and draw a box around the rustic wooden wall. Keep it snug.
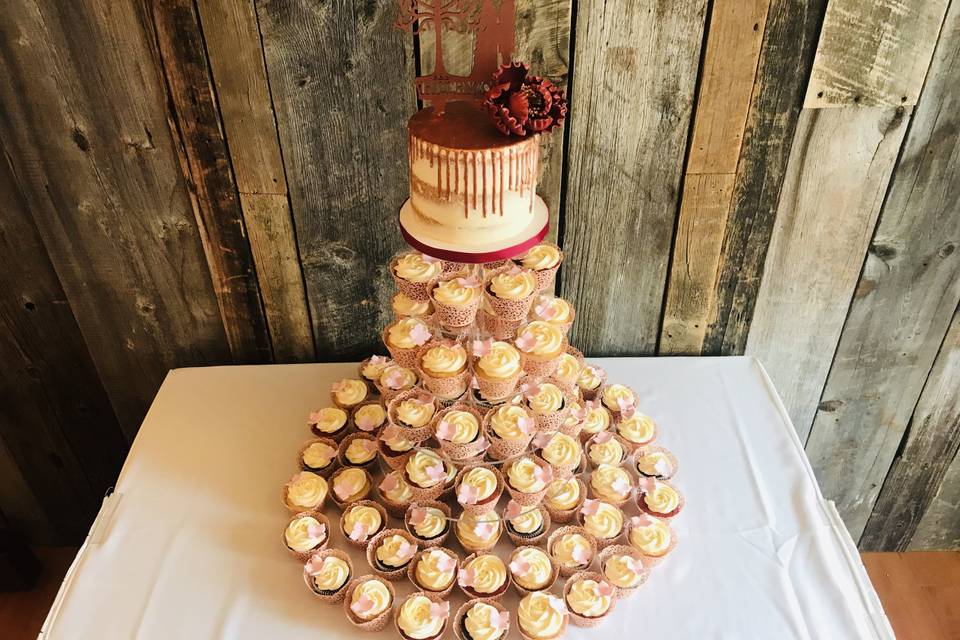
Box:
[0,0,957,550]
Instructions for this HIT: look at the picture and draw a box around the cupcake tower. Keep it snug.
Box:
[280,244,685,638]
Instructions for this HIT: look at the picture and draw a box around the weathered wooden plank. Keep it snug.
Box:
[805,1,960,542]
[745,106,909,439]
[910,434,960,550]
[0,148,126,543]
[702,0,828,356]
[560,0,707,355]
[804,0,949,108]
[257,0,416,359]
[660,0,769,354]
[862,309,960,551]
[150,0,273,364]
[195,0,315,362]
[0,0,232,437]
[418,0,571,247]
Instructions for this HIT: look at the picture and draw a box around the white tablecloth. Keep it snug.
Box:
[40,357,893,639]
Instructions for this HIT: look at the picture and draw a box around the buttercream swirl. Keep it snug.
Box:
[602,384,635,411]
[433,277,479,306]
[285,515,326,552]
[511,547,553,590]
[553,353,581,384]
[310,556,350,592]
[588,437,623,466]
[388,318,432,350]
[393,291,433,317]
[464,554,507,594]
[507,457,548,493]
[411,507,447,539]
[580,406,611,435]
[436,410,478,443]
[590,464,632,502]
[489,270,536,300]
[489,405,532,441]
[311,407,348,434]
[457,512,499,548]
[566,579,611,617]
[395,253,442,283]
[286,472,328,509]
[420,343,467,375]
[618,413,656,444]
[642,481,680,515]
[354,404,386,430]
[552,533,591,569]
[343,505,382,539]
[333,467,369,502]
[509,507,544,534]
[582,501,624,540]
[379,364,417,390]
[604,554,644,588]
[518,592,566,640]
[629,517,672,556]
[345,437,377,464]
[414,549,457,591]
[406,449,447,488]
[362,358,390,381]
[332,380,367,407]
[636,449,671,476]
[396,398,435,428]
[398,594,446,640]
[528,383,565,415]
[460,467,498,502]
[520,244,561,271]
[351,579,391,619]
[533,295,572,323]
[476,341,522,380]
[517,321,565,357]
[545,477,581,511]
[382,471,414,503]
[540,432,581,468]
[382,427,414,453]
[465,602,507,640]
[376,533,416,568]
[577,366,603,391]
[302,441,336,469]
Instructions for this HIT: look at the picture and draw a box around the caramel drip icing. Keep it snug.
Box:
[409,135,539,219]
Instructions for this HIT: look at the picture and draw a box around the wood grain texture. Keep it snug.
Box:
[660,0,769,354]
[805,0,960,542]
[257,0,416,359]
[862,309,960,551]
[911,435,960,550]
[702,0,828,356]
[194,0,315,362]
[745,106,909,440]
[804,0,950,108]
[561,0,707,355]
[0,150,126,543]
[151,0,273,364]
[0,0,233,437]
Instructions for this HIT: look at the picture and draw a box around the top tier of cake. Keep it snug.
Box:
[407,101,541,245]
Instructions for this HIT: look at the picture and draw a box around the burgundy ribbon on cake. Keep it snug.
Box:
[399,214,549,264]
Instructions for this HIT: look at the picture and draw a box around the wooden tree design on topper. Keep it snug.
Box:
[396,0,516,113]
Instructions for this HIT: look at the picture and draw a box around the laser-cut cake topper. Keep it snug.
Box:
[396,0,516,113]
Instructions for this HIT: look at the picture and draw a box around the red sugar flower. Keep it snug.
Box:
[483,62,567,137]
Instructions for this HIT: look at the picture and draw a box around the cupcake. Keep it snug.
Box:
[558,401,584,438]
[330,467,373,508]
[458,552,510,600]
[418,340,471,399]
[352,402,388,434]
[523,381,571,432]
[515,321,567,378]
[516,592,568,640]
[504,455,553,506]
[515,242,563,292]
[543,476,586,524]
[636,478,684,519]
[563,572,615,627]
[331,378,369,411]
[478,297,523,341]
[471,339,524,402]
[585,432,626,467]
[484,265,538,321]
[337,433,379,470]
[617,412,658,452]
[408,547,460,600]
[600,383,638,421]
[598,545,648,598]
[577,499,625,549]
[406,502,453,548]
[430,272,482,328]
[367,529,419,581]
[376,363,419,404]
[392,251,444,301]
[634,445,677,479]
[395,593,451,640]
[393,291,434,318]
[454,599,511,640]
[576,365,606,401]
[341,500,388,548]
[308,406,350,440]
[529,294,575,334]
[508,546,558,596]
[283,471,328,513]
[535,431,583,478]
[379,424,416,470]
[434,404,487,461]
[404,449,452,501]
[389,390,440,443]
[482,403,535,460]
[503,500,551,546]
[552,349,582,392]
[359,355,391,394]
[455,511,503,553]
[575,401,612,442]
[548,526,596,577]
[303,549,352,603]
[626,514,677,565]
[283,511,329,561]
[298,438,338,476]
[384,317,434,368]
[454,464,504,515]
[344,575,395,631]
[589,464,633,507]
[378,471,415,517]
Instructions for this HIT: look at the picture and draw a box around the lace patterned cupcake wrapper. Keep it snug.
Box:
[597,544,649,600]
[454,598,511,640]
[548,525,598,579]
[342,575,396,632]
[563,570,615,628]
[406,548,460,601]
[282,510,330,562]
[303,548,353,604]
[404,500,452,549]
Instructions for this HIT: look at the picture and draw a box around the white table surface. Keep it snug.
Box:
[40,357,893,639]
